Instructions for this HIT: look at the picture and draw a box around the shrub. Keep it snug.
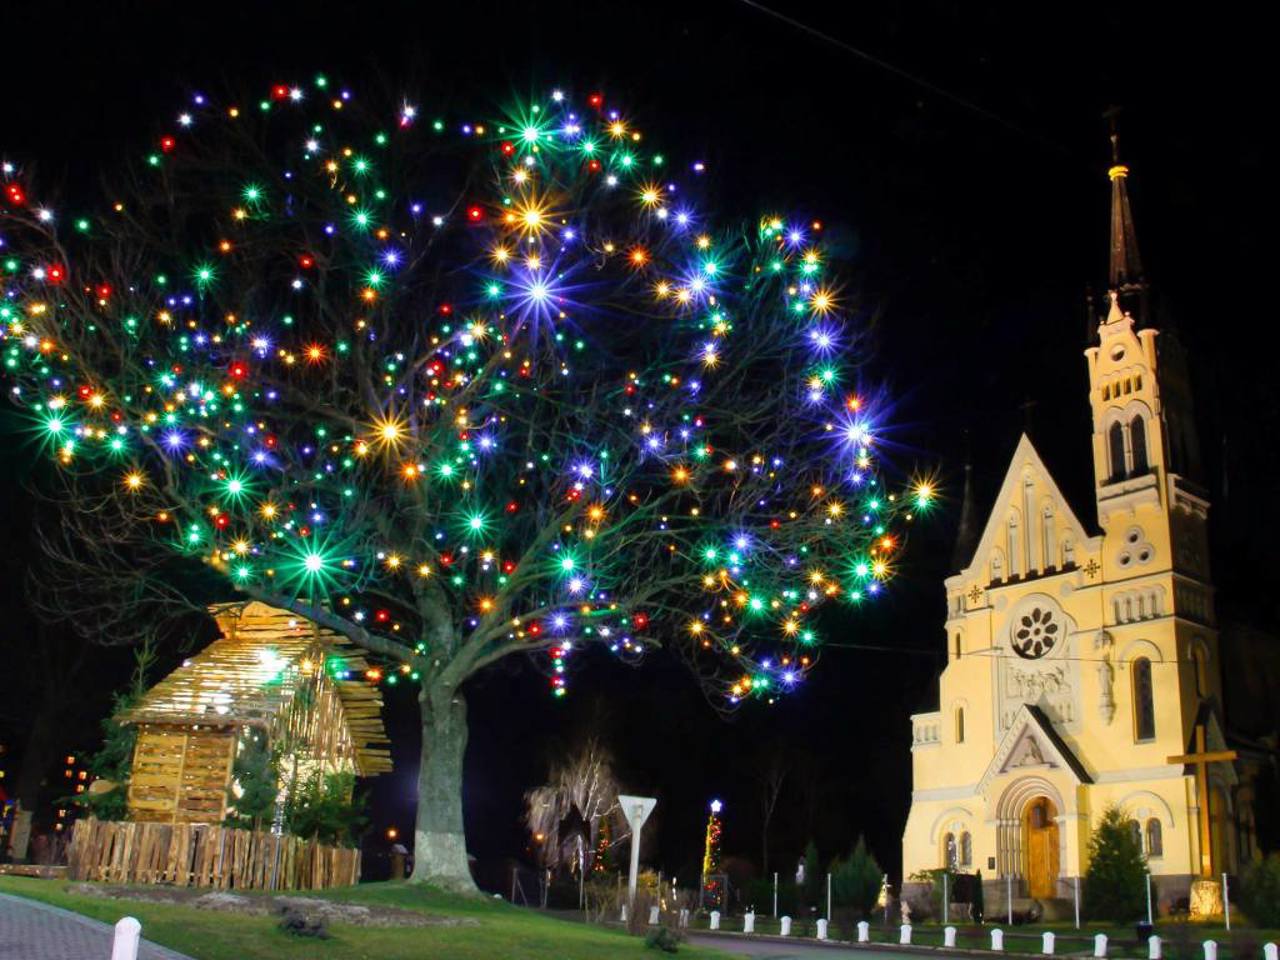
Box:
[1239,853,1280,928]
[1084,806,1147,923]
[744,876,798,915]
[645,926,682,953]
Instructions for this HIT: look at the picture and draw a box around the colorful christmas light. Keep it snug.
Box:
[0,79,932,704]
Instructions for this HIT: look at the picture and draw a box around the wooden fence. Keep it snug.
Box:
[67,818,360,890]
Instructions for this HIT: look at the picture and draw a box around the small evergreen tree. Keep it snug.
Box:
[1239,853,1280,928]
[831,836,883,918]
[73,691,138,821]
[72,648,156,822]
[224,732,278,831]
[1084,806,1147,923]
[286,772,367,847]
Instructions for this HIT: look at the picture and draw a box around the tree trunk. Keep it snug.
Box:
[409,683,476,892]
[7,708,60,861]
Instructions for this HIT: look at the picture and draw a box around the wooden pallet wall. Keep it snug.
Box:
[127,726,235,824]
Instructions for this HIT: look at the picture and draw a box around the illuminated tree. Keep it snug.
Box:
[523,735,621,873]
[0,78,930,890]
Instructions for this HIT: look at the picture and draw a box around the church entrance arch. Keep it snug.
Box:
[994,776,1064,898]
[1024,797,1060,899]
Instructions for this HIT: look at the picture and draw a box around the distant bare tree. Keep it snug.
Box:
[755,740,791,876]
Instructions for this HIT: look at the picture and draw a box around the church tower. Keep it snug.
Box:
[900,131,1244,918]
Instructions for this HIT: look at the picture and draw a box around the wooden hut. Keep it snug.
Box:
[122,601,392,825]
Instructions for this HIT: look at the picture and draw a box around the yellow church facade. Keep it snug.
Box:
[901,151,1240,915]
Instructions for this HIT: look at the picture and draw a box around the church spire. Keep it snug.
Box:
[1105,110,1148,321]
[950,443,979,572]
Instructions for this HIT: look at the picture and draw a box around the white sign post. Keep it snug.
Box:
[618,795,657,911]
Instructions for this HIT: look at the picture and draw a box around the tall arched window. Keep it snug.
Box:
[954,634,962,661]
[955,707,965,744]
[960,832,972,866]
[1146,818,1163,857]
[1130,416,1149,475]
[943,832,957,869]
[1133,657,1156,741]
[1109,421,1127,482]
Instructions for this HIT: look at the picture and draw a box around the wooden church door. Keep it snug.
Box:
[1024,797,1060,899]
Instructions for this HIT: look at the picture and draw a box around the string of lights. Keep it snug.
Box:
[1,78,934,704]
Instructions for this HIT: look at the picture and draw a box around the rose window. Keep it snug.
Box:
[1012,607,1058,660]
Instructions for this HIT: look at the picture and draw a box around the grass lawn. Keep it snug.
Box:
[0,876,740,960]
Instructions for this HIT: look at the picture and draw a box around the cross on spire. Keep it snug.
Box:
[1104,108,1148,322]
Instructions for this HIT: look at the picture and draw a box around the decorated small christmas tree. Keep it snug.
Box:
[592,817,613,873]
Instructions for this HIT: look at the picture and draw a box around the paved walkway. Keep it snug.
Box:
[0,893,192,960]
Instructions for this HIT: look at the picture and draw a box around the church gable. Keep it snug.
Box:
[978,704,1092,797]
[961,434,1095,584]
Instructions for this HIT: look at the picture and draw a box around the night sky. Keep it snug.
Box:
[1,1,1273,888]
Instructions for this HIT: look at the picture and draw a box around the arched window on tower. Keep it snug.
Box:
[1146,818,1163,858]
[1109,421,1127,482]
[1133,657,1156,741]
[1130,415,1149,475]
[960,832,972,867]
[955,707,965,744]
[943,832,957,869]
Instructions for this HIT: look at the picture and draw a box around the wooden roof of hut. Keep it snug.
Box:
[123,601,392,776]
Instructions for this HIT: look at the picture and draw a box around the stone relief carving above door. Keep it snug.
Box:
[998,594,1080,733]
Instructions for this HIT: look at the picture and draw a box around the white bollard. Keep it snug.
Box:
[858,920,870,943]
[1043,931,1056,955]
[780,916,792,937]
[945,926,957,948]
[620,904,628,923]
[817,919,829,941]
[1262,943,1277,960]
[1203,941,1217,960]
[111,918,142,960]
[648,905,660,925]
[743,911,755,934]
[1150,935,1162,960]
[901,923,913,945]
[678,908,689,928]
[709,910,720,930]
[1095,933,1109,957]
[992,929,1005,952]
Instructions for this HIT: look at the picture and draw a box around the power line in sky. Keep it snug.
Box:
[734,0,1071,157]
